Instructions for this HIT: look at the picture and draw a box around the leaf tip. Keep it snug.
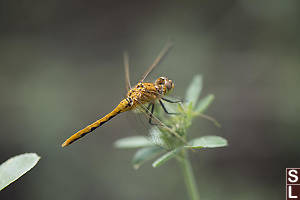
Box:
[133,164,140,170]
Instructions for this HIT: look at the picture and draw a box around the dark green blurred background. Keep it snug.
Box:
[1,1,299,199]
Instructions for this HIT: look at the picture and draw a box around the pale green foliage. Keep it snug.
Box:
[114,75,227,168]
[185,74,202,108]
[114,75,227,200]
[0,153,40,191]
[132,147,163,169]
[196,94,214,113]
[152,147,183,168]
[186,136,228,149]
[114,136,153,149]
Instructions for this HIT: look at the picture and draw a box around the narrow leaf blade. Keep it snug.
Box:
[149,127,165,147]
[185,75,202,107]
[185,136,228,149]
[114,136,153,149]
[152,147,182,168]
[196,94,215,113]
[0,153,40,191]
[132,146,163,169]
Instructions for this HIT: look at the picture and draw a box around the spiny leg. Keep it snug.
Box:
[146,103,152,114]
[161,97,183,103]
[147,103,158,125]
[159,100,179,115]
[136,100,187,144]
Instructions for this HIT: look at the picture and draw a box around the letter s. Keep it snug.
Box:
[289,169,298,183]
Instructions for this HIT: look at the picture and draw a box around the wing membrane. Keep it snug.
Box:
[123,52,131,91]
[134,99,187,146]
[140,41,174,82]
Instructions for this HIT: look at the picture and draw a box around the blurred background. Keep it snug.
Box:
[0,0,299,199]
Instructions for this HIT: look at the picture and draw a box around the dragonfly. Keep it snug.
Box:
[62,42,183,147]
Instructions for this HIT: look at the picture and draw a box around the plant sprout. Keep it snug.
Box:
[114,75,227,200]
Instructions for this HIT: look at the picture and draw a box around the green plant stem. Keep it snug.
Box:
[178,150,200,200]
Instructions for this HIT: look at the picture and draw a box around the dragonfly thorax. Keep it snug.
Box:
[125,77,174,109]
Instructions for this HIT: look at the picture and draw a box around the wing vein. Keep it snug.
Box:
[140,41,174,82]
[124,52,131,91]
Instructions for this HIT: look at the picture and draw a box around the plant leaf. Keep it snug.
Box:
[196,94,214,113]
[149,127,166,147]
[185,75,202,107]
[114,136,153,149]
[0,153,40,191]
[185,136,228,149]
[132,146,163,169]
[152,147,182,168]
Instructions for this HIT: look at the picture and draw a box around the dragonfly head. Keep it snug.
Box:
[155,77,174,94]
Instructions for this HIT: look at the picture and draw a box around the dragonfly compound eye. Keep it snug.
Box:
[165,79,174,91]
[155,77,165,85]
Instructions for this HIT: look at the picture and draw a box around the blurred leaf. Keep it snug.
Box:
[185,136,228,149]
[185,75,202,107]
[149,127,165,147]
[195,113,221,128]
[0,153,40,191]
[152,147,182,168]
[114,136,153,149]
[196,94,214,113]
[132,146,163,169]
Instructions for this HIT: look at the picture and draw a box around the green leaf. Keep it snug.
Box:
[185,136,228,149]
[114,136,153,149]
[185,75,202,107]
[152,147,182,168]
[0,153,40,191]
[132,146,163,169]
[149,127,166,147]
[196,94,214,113]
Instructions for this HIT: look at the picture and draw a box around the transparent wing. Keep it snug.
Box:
[140,41,174,82]
[133,104,172,150]
[123,52,131,91]
[134,99,187,147]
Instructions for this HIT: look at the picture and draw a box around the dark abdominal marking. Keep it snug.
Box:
[127,97,133,106]
[108,113,118,121]
[81,131,89,137]
[68,140,74,145]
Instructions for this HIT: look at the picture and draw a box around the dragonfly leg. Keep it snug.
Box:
[161,97,183,103]
[159,100,180,115]
[146,103,152,111]
[147,103,158,125]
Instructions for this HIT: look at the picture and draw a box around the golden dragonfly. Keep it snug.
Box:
[62,42,183,147]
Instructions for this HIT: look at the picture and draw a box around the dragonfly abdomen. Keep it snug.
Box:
[61,99,131,147]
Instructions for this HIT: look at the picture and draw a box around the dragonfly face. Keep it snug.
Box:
[154,77,174,95]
